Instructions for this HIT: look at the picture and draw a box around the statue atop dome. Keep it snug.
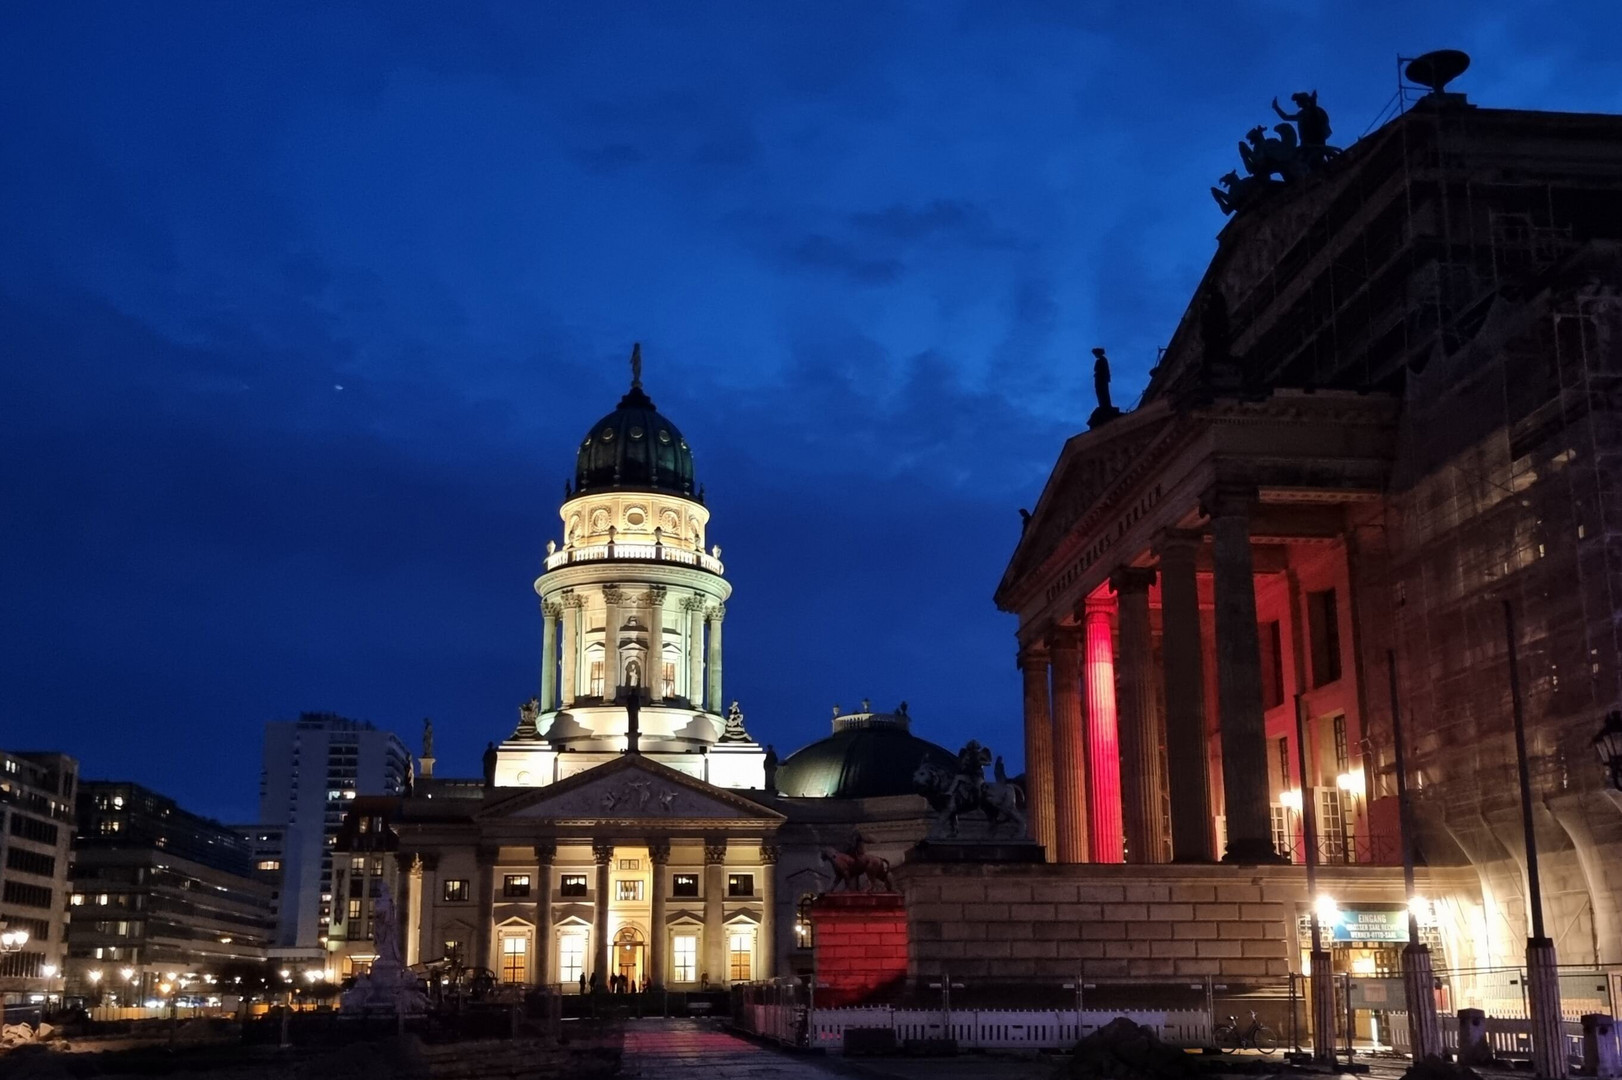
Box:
[630,341,643,388]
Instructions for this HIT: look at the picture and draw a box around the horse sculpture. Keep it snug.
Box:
[913,755,1027,838]
[819,835,894,892]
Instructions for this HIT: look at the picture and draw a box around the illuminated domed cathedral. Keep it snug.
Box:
[332,347,964,990]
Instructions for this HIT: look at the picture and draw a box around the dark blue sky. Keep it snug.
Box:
[4,3,1619,823]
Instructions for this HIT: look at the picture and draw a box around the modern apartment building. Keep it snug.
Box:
[66,781,275,1003]
[0,750,76,1005]
[255,714,410,950]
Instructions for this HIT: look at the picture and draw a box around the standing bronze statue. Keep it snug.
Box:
[1088,348,1122,428]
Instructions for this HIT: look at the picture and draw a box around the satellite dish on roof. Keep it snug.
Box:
[1405,50,1471,94]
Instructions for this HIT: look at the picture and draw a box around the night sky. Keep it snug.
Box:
[4,4,1620,824]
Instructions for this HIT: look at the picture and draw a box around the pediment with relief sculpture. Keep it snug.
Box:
[477,754,783,826]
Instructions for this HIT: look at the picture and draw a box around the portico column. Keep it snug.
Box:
[475,845,498,972]
[540,602,560,712]
[647,586,666,700]
[415,854,439,963]
[1048,628,1091,863]
[758,842,778,980]
[647,840,670,990]
[1156,531,1214,861]
[603,586,624,697]
[1018,646,1058,858]
[703,840,727,984]
[560,593,580,705]
[687,598,706,708]
[534,843,555,987]
[398,852,422,966]
[1083,598,1124,864]
[592,842,614,984]
[1112,567,1167,863]
[1203,483,1278,863]
[705,605,725,713]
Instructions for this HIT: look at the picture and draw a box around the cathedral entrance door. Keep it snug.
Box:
[614,926,645,989]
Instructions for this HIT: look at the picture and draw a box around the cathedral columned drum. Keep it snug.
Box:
[495,344,767,790]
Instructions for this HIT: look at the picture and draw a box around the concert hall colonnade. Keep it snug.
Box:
[999,393,1397,870]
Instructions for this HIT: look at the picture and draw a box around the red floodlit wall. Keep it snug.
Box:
[809,893,908,1007]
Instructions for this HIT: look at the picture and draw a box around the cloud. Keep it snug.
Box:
[787,234,905,284]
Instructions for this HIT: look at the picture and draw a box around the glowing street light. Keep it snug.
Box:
[0,928,30,952]
[87,970,104,984]
[1279,788,1303,811]
[41,964,58,978]
[120,967,136,983]
[1314,894,1340,925]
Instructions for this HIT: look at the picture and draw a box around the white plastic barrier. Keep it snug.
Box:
[807,1007,1211,1051]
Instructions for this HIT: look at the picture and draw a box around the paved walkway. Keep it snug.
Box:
[621,1019,846,1079]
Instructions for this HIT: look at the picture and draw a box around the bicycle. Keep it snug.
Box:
[1213,1010,1278,1054]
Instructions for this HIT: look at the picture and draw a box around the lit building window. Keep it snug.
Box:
[560,875,587,898]
[443,939,464,965]
[504,875,531,898]
[588,661,605,698]
[673,935,697,983]
[501,936,527,983]
[616,879,644,901]
[443,879,470,902]
[347,899,362,920]
[662,662,676,698]
[727,874,753,897]
[672,874,698,898]
[256,859,281,871]
[559,934,586,985]
[728,930,752,982]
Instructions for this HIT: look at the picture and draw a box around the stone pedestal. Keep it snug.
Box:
[909,839,1046,863]
[1527,937,1569,1078]
[810,893,908,1008]
[1402,942,1443,1060]
[1582,1014,1621,1079]
[1458,1008,1491,1066]
[1310,950,1337,1064]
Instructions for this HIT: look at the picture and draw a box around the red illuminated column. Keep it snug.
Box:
[1048,629,1090,864]
[1084,598,1124,864]
[1111,566,1167,863]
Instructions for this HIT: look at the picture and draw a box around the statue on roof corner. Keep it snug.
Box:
[519,697,541,736]
[1088,348,1123,428]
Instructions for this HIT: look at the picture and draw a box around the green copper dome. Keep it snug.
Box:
[574,344,699,500]
[775,708,956,799]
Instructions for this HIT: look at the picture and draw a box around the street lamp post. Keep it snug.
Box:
[1503,600,1566,1079]
[1294,693,1338,1065]
[1387,649,1441,1060]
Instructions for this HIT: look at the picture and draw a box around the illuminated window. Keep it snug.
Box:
[99,819,123,835]
[443,939,463,965]
[559,934,586,985]
[347,899,362,920]
[443,879,470,902]
[662,662,676,698]
[371,857,383,876]
[673,934,697,982]
[616,879,643,901]
[794,894,815,950]
[560,874,587,898]
[728,930,752,982]
[501,936,527,983]
[256,859,281,871]
[351,857,366,872]
[672,874,698,898]
[727,874,753,897]
[504,875,531,898]
[70,894,85,906]
[588,661,605,698]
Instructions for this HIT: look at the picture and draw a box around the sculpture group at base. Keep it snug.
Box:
[820,833,895,892]
[339,881,429,1014]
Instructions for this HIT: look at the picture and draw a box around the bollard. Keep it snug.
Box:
[1458,1008,1491,1067]
[1583,1014,1621,1079]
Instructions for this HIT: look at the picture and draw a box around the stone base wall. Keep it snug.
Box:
[894,860,1417,983]
[810,892,909,1006]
